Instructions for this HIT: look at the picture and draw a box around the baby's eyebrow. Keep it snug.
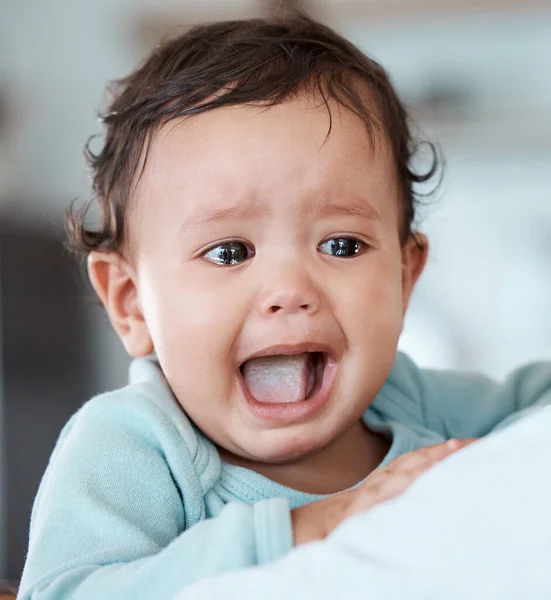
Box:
[311,199,381,223]
[179,198,266,233]
[179,196,381,234]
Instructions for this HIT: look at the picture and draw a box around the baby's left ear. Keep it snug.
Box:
[401,232,429,314]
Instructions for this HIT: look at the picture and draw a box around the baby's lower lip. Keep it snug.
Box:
[236,356,338,424]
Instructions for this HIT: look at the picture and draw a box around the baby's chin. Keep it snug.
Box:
[218,429,333,467]
[248,444,322,466]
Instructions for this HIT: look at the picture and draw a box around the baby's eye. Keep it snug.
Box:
[318,237,365,258]
[203,241,254,266]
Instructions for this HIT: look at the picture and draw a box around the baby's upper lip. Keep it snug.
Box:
[239,342,336,367]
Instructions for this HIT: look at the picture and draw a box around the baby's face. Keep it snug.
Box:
[127,94,424,463]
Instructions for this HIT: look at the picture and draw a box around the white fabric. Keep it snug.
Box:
[178,407,551,599]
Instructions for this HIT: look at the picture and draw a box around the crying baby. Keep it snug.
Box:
[21,14,551,600]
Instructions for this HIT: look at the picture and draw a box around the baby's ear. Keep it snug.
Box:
[401,232,429,314]
[87,251,154,357]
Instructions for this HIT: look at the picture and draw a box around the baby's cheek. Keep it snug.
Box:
[348,274,403,327]
[342,276,404,378]
[154,296,236,390]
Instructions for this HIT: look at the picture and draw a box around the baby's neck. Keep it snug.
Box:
[219,421,390,495]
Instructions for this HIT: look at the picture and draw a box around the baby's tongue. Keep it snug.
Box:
[241,353,313,404]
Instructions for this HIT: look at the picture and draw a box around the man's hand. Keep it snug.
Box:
[291,438,476,546]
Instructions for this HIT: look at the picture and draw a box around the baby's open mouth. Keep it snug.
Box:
[239,352,327,405]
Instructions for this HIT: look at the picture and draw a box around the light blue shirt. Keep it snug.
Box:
[18,353,551,599]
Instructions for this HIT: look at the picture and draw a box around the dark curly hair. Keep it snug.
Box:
[66,12,438,259]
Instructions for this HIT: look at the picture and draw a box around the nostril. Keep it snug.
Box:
[267,303,309,314]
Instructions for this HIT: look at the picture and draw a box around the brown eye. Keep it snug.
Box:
[318,238,364,258]
[203,242,254,266]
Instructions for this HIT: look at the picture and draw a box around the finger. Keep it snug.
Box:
[371,438,476,484]
[372,461,435,500]
[416,441,460,462]
[446,437,478,450]
[383,447,439,472]
[459,437,478,445]
[381,450,436,477]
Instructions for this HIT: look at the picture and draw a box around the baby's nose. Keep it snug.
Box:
[257,273,320,317]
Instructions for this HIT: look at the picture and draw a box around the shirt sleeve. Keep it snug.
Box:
[418,359,551,438]
[17,394,293,600]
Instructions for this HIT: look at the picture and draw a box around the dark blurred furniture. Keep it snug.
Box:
[0,222,93,580]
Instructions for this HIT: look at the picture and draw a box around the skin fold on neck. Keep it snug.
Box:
[218,419,391,495]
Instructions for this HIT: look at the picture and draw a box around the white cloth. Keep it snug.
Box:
[178,407,551,600]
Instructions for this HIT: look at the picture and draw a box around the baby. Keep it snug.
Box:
[19,13,551,600]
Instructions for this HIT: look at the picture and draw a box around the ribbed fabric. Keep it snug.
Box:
[253,499,294,565]
[18,353,551,599]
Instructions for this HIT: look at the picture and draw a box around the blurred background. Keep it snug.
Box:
[0,0,550,582]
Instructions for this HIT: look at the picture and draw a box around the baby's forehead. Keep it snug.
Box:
[140,98,395,202]
[155,91,389,160]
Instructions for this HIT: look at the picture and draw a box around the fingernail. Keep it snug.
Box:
[447,439,460,450]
